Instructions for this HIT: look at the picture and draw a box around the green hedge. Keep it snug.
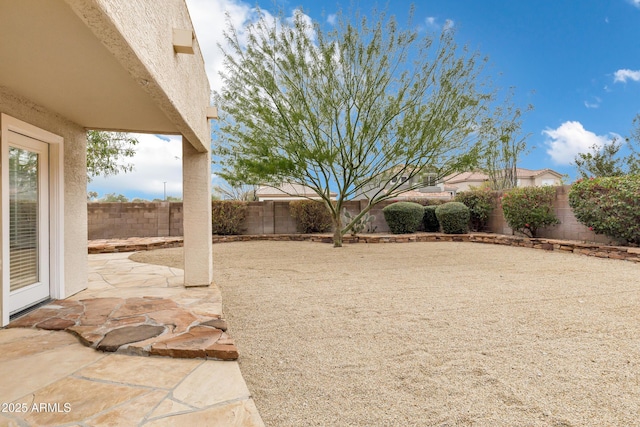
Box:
[382,202,424,234]
[435,202,470,234]
[212,201,247,235]
[568,175,640,244]
[455,188,494,231]
[289,200,333,233]
[423,205,440,232]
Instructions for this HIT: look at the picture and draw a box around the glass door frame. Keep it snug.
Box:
[6,133,50,314]
[1,114,64,326]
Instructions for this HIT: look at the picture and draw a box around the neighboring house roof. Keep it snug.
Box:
[443,168,563,184]
[390,190,454,200]
[256,184,337,200]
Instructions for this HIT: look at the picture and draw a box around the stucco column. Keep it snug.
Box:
[182,137,213,287]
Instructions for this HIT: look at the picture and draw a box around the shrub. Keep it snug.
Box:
[500,186,559,238]
[568,175,640,245]
[289,200,333,233]
[382,202,424,234]
[403,198,448,207]
[211,201,247,235]
[455,187,495,231]
[423,205,440,232]
[435,202,470,234]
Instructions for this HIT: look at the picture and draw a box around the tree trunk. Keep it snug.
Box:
[333,227,343,247]
[332,214,343,248]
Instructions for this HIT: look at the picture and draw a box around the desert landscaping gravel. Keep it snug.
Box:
[131,240,640,426]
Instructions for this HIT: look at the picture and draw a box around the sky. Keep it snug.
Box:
[88,0,640,200]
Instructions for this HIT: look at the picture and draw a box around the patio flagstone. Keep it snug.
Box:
[8,262,236,360]
[1,251,264,426]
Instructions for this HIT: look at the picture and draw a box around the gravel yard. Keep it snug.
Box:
[131,240,640,426]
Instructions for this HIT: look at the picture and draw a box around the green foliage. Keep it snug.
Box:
[342,209,376,236]
[382,202,424,234]
[478,93,533,190]
[423,205,440,232]
[568,175,640,245]
[87,131,138,181]
[211,201,248,235]
[403,198,448,206]
[455,187,495,231]
[435,202,470,234]
[213,183,258,201]
[574,139,630,178]
[99,193,129,202]
[289,200,333,233]
[213,7,522,247]
[500,186,559,238]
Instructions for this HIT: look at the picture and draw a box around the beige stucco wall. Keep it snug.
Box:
[0,86,88,299]
[533,172,562,186]
[67,0,211,152]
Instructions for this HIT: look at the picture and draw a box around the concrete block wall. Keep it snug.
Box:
[87,188,619,245]
[169,203,183,236]
[486,185,613,244]
[88,202,175,239]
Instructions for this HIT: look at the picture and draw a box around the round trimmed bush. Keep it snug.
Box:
[568,175,640,244]
[435,202,470,234]
[423,205,440,232]
[382,202,424,234]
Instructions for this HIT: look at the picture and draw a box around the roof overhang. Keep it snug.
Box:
[0,0,210,151]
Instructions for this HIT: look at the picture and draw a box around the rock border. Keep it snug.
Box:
[89,233,640,263]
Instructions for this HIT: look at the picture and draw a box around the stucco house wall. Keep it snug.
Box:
[1,0,213,324]
[68,0,211,148]
[0,87,88,300]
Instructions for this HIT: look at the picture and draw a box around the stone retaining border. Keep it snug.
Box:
[88,233,640,263]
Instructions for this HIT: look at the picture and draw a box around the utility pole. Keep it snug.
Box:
[163,182,167,201]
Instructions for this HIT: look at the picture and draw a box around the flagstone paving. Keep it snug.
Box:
[1,252,263,426]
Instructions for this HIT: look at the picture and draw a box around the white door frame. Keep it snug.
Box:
[1,114,64,326]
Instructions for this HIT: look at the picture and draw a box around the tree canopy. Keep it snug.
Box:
[214,8,525,246]
[87,130,138,181]
[477,95,532,190]
[573,115,640,179]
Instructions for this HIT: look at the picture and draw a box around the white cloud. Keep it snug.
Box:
[327,14,337,25]
[424,16,454,31]
[583,96,601,109]
[443,19,455,31]
[186,0,258,93]
[542,121,613,165]
[185,0,315,92]
[613,69,640,83]
[629,0,640,8]
[88,134,184,199]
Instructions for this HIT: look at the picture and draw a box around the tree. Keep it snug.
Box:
[212,183,258,201]
[99,193,129,202]
[573,138,627,179]
[627,113,640,175]
[214,8,512,247]
[87,131,138,181]
[573,114,640,179]
[477,94,532,190]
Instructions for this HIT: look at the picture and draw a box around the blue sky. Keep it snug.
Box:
[88,0,640,200]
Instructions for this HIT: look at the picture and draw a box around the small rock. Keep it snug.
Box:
[97,325,165,352]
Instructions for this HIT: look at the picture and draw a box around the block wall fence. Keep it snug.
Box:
[87,185,612,244]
